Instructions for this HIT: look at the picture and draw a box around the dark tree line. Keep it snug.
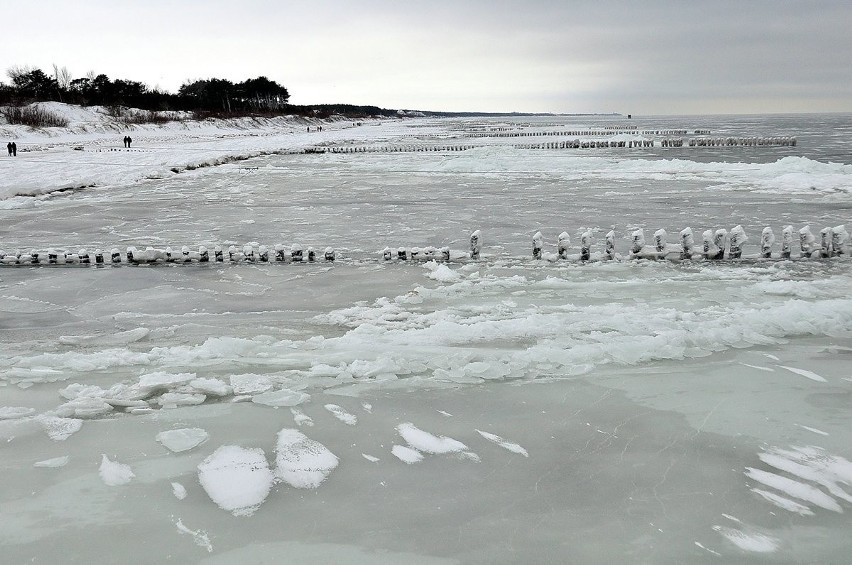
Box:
[0,65,396,119]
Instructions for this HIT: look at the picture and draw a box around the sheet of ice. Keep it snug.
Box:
[362,454,380,463]
[157,393,206,407]
[713,526,779,553]
[156,428,210,453]
[33,456,69,468]
[37,416,83,441]
[744,467,842,512]
[172,482,188,500]
[751,488,814,516]
[475,430,529,457]
[424,262,462,283]
[99,454,135,486]
[197,445,273,517]
[175,519,213,553]
[777,365,827,382]
[274,428,339,489]
[392,445,424,464]
[324,404,357,425]
[252,389,310,407]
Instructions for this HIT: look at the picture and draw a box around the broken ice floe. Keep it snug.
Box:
[394,422,478,462]
[156,428,209,453]
[33,455,70,468]
[252,388,310,407]
[274,428,339,489]
[99,454,135,486]
[171,482,188,500]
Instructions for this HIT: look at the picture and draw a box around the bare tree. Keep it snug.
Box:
[7,65,35,83]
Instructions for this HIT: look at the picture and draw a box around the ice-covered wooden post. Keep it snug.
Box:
[382,247,392,261]
[760,227,774,258]
[200,246,209,262]
[680,228,693,259]
[181,246,191,262]
[580,231,591,261]
[780,226,793,259]
[831,225,848,256]
[470,230,481,259]
[243,244,255,262]
[324,247,335,261]
[654,229,667,256]
[214,245,224,262]
[127,246,136,263]
[799,225,815,258]
[817,227,833,258]
[712,229,727,260]
[532,231,543,259]
[111,248,121,263]
[291,244,303,262]
[630,229,645,256]
[702,230,716,260]
[29,249,40,264]
[48,248,58,264]
[558,232,570,259]
[729,225,746,259]
[259,245,269,262]
[274,244,285,262]
[397,247,407,260]
[605,230,616,260]
[441,246,451,261]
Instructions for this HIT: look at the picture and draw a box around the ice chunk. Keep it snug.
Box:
[324,404,357,425]
[0,406,36,420]
[777,365,827,382]
[362,454,380,463]
[476,430,529,457]
[137,372,196,394]
[34,456,70,468]
[392,445,423,464]
[99,454,135,486]
[156,428,209,453]
[54,397,114,419]
[157,393,206,407]
[424,262,462,283]
[274,428,339,489]
[189,378,233,397]
[197,445,273,517]
[171,482,188,500]
[175,519,213,552]
[252,389,311,407]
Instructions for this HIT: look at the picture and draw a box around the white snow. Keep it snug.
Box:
[99,454,135,486]
[37,416,83,441]
[362,454,380,463]
[197,445,274,517]
[751,488,814,516]
[713,525,779,553]
[274,428,339,489]
[744,467,842,512]
[290,407,314,427]
[156,428,210,453]
[174,518,213,552]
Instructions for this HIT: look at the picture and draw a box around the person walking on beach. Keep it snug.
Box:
[6,142,11,156]
[123,136,128,148]
[10,142,16,156]
[126,136,132,148]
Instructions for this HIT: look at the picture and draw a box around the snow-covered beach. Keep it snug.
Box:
[2,106,852,563]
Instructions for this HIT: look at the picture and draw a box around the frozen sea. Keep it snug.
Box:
[1,113,852,564]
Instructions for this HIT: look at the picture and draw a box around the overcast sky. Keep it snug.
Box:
[5,0,851,115]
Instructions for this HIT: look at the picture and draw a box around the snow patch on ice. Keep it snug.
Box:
[290,407,314,427]
[744,467,842,512]
[777,365,827,383]
[38,416,83,441]
[197,445,273,517]
[751,488,814,516]
[396,422,471,456]
[424,261,462,283]
[713,525,779,553]
[362,453,380,463]
[392,445,423,464]
[175,518,213,552]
